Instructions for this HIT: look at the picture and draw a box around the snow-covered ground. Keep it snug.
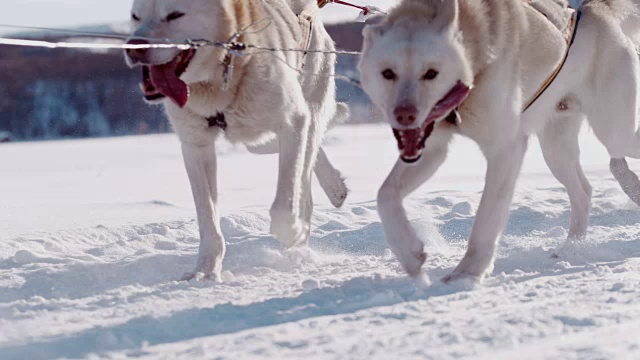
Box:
[1,124,640,359]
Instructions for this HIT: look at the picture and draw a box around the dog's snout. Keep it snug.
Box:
[394,104,418,126]
[126,39,150,62]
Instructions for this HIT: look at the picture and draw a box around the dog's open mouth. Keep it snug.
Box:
[393,121,435,164]
[140,49,196,108]
[393,81,471,164]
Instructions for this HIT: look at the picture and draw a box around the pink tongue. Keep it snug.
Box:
[425,81,471,124]
[149,61,189,108]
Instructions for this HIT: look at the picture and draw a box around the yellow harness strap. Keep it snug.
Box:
[297,5,318,68]
[523,8,580,112]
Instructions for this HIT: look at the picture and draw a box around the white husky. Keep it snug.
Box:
[125,0,349,281]
[359,0,640,281]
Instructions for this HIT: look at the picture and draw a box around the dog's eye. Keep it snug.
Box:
[131,13,141,22]
[382,69,397,81]
[166,11,185,22]
[422,69,439,81]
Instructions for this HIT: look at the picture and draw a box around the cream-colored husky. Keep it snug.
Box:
[359,0,640,281]
[125,0,348,281]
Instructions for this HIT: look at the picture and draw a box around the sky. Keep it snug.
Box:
[0,0,132,34]
[0,0,395,35]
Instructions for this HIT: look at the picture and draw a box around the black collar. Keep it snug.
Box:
[445,110,460,125]
[206,112,227,130]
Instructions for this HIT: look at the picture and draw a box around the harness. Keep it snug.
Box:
[208,2,580,131]
[446,6,581,124]
[523,7,581,113]
[207,112,227,130]
[208,5,317,130]
[298,6,317,68]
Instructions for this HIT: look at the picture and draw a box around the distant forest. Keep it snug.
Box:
[0,22,374,141]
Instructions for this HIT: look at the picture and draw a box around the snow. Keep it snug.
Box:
[1,124,640,359]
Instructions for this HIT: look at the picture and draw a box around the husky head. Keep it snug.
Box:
[125,0,232,108]
[359,0,473,163]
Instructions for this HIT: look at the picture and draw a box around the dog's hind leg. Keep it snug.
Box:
[271,97,313,248]
[378,125,454,277]
[586,46,640,160]
[583,41,640,205]
[315,148,348,208]
[610,158,640,205]
[297,107,330,243]
[247,142,348,208]
[314,102,351,208]
[539,115,592,239]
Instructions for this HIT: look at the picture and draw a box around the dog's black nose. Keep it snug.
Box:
[394,104,418,126]
[126,39,149,62]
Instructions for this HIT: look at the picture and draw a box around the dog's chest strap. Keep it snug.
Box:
[206,112,227,130]
[297,6,318,68]
[523,9,582,113]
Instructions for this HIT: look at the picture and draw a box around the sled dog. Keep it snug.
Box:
[359,0,640,281]
[125,0,349,280]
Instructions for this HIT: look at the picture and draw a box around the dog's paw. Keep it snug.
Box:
[182,254,223,282]
[551,235,585,260]
[441,272,481,285]
[315,155,349,209]
[270,210,310,248]
[328,180,349,209]
[400,249,427,277]
[324,171,349,209]
[389,241,427,277]
[386,232,427,277]
[443,250,493,283]
[181,270,221,283]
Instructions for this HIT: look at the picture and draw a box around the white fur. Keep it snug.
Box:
[126,0,348,281]
[360,0,640,282]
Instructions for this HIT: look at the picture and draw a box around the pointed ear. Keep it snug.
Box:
[435,0,459,33]
[364,14,386,26]
[362,20,389,51]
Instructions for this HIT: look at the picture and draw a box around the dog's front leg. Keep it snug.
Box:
[271,111,311,248]
[181,143,225,282]
[443,135,528,283]
[379,126,453,277]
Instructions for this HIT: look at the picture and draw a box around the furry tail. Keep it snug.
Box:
[331,102,350,128]
[610,158,640,205]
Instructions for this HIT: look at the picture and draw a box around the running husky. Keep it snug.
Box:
[125,0,349,281]
[359,0,640,281]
